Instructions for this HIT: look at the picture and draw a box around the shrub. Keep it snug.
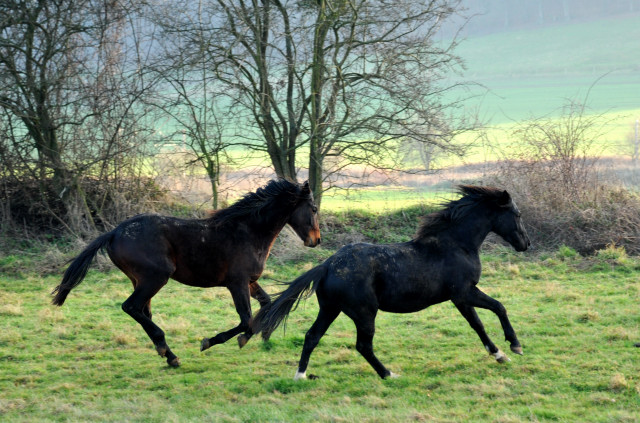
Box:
[489,102,640,254]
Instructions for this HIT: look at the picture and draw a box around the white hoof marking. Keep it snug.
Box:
[294,370,307,380]
[493,350,510,363]
[388,372,400,379]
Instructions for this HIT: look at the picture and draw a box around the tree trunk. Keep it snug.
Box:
[204,153,220,209]
[308,0,331,208]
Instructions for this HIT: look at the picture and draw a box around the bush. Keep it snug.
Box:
[489,103,640,254]
[0,177,174,239]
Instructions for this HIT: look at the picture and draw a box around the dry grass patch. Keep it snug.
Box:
[0,302,23,316]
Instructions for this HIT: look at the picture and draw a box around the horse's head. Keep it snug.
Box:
[288,181,321,247]
[491,190,530,252]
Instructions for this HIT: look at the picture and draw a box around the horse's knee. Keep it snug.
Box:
[122,299,145,316]
[122,300,135,315]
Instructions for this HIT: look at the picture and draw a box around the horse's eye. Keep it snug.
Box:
[312,206,318,213]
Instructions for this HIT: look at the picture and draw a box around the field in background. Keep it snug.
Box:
[1,245,638,422]
[452,13,640,124]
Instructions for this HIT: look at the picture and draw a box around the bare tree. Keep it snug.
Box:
[0,0,159,234]
[152,0,468,208]
[150,1,238,208]
[304,1,468,201]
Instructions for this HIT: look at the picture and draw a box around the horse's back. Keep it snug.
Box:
[321,241,473,313]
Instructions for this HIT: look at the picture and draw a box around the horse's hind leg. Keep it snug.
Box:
[453,302,509,363]
[122,280,180,367]
[201,282,252,351]
[350,312,395,379]
[127,277,152,319]
[246,281,272,343]
[295,305,340,380]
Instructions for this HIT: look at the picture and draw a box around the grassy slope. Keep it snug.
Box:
[439,14,640,165]
[453,14,640,123]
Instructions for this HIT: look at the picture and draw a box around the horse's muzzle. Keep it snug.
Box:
[515,236,530,252]
[305,232,321,247]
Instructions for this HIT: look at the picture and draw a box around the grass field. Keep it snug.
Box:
[453,13,640,124]
[1,241,639,422]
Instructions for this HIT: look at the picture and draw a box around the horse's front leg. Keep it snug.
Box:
[466,286,522,355]
[200,282,252,351]
[453,301,510,363]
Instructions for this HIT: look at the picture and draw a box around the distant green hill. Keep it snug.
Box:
[451,14,640,123]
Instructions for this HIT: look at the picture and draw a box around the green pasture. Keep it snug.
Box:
[320,187,456,212]
[1,243,639,422]
[453,13,640,124]
[448,108,640,166]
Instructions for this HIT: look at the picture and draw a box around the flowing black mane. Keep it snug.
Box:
[415,185,509,240]
[211,179,306,225]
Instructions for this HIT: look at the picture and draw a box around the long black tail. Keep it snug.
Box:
[252,265,328,336]
[51,231,114,306]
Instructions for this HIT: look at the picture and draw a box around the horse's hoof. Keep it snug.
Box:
[510,345,523,355]
[200,338,210,352]
[494,350,510,363]
[237,334,249,349]
[634,342,640,348]
[168,357,181,367]
[386,372,400,379]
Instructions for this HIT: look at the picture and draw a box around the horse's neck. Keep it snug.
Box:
[250,208,290,251]
[446,215,492,252]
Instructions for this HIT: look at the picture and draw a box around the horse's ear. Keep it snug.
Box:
[301,180,310,194]
[497,190,512,207]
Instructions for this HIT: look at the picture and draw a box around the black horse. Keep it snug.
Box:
[253,185,530,379]
[52,179,320,367]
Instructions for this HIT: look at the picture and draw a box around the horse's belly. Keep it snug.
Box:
[378,293,449,313]
[171,265,228,288]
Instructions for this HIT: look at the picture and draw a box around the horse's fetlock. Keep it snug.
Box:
[155,343,168,357]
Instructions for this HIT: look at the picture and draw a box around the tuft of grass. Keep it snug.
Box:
[596,243,628,263]
[608,373,629,392]
[557,245,579,260]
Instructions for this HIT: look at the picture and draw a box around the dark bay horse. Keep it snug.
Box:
[253,185,530,379]
[52,179,320,367]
